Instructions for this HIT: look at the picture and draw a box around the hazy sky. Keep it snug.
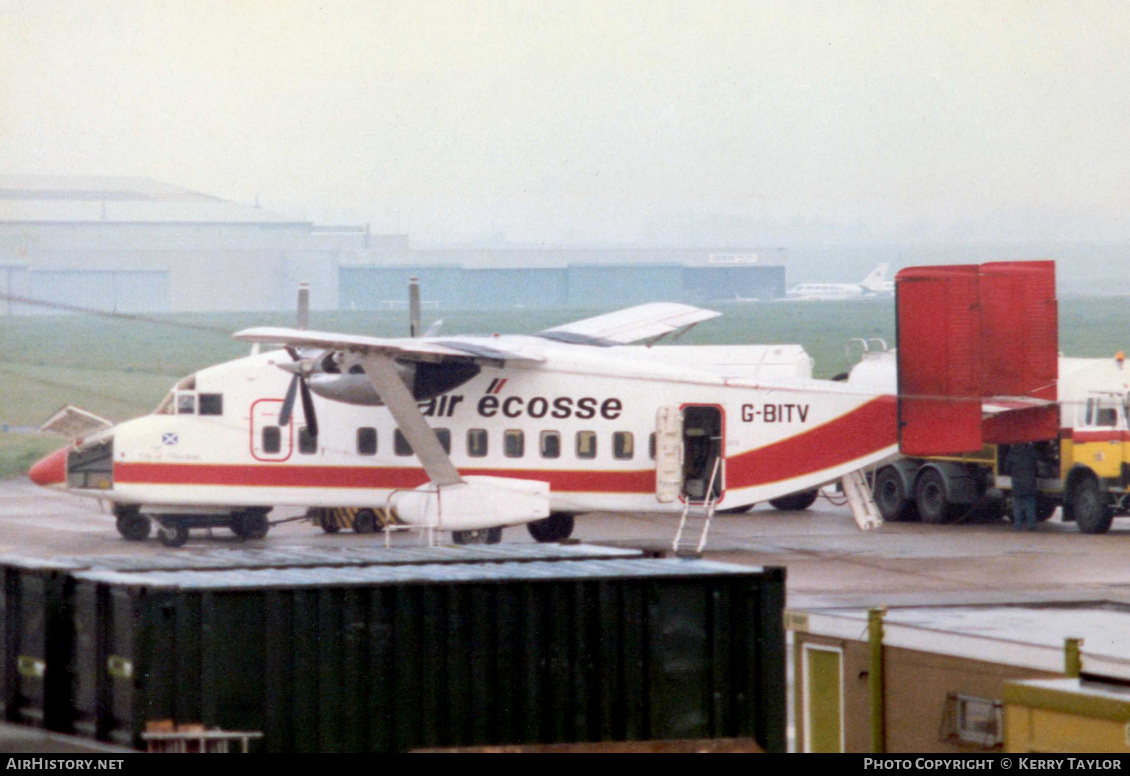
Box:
[3,0,1129,246]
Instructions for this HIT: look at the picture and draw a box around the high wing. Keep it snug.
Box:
[231,327,545,366]
[232,303,720,509]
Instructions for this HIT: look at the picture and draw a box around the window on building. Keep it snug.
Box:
[540,431,561,459]
[939,693,1003,748]
[467,429,488,457]
[357,427,377,456]
[262,426,281,454]
[613,431,634,460]
[504,430,525,458]
[576,431,597,459]
[198,393,223,416]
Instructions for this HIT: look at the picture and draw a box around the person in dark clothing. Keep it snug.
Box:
[1006,443,1039,531]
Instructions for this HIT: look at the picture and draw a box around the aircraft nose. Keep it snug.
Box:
[29,446,68,488]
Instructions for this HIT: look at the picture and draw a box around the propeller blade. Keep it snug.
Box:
[279,374,299,427]
[299,376,318,438]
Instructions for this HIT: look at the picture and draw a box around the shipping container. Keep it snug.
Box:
[62,558,785,752]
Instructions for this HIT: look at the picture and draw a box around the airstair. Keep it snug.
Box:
[841,469,883,530]
[673,457,722,556]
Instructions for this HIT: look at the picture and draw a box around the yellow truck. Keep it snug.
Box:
[873,355,1130,533]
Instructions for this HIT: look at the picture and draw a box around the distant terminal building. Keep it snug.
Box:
[0,176,784,313]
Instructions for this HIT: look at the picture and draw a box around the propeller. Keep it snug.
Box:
[278,346,319,438]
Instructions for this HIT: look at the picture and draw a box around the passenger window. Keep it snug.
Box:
[177,393,196,415]
[435,428,451,454]
[467,429,488,457]
[613,431,634,460]
[576,431,597,459]
[504,430,525,458]
[394,429,413,456]
[198,393,223,416]
[540,431,561,459]
[262,426,281,454]
[357,427,377,456]
[298,426,317,454]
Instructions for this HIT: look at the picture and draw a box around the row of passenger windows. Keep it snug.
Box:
[261,426,651,460]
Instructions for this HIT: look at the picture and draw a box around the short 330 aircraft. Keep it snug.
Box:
[29,262,1059,547]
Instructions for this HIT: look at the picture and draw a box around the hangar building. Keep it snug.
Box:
[0,176,784,314]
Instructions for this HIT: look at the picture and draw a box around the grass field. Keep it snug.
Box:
[3,294,1129,478]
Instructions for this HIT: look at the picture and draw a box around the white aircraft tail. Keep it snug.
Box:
[859,263,890,292]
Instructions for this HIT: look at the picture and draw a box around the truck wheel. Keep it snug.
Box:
[353,508,378,534]
[317,509,342,533]
[874,467,916,522]
[1073,479,1112,534]
[1036,496,1058,523]
[915,469,952,524]
[527,513,575,543]
[768,489,819,511]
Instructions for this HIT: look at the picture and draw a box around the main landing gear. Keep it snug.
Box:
[526,513,576,543]
[114,505,273,547]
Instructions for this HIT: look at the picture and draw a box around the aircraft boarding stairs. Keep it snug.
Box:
[672,463,882,556]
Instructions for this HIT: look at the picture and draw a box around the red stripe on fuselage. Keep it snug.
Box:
[726,395,898,488]
[114,462,656,494]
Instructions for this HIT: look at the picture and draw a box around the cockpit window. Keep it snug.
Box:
[199,393,223,416]
[176,393,196,415]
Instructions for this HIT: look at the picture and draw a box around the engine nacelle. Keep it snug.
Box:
[391,476,550,531]
[309,360,480,406]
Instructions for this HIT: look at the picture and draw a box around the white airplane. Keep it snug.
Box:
[27,262,1056,548]
[785,263,894,300]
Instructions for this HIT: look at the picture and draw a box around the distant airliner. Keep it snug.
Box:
[784,263,894,300]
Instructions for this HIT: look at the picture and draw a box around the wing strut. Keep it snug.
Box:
[357,353,463,487]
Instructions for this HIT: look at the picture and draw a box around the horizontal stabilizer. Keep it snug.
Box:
[896,261,1058,456]
[539,303,720,345]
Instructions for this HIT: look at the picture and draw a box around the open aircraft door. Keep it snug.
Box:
[655,406,683,503]
[680,405,725,504]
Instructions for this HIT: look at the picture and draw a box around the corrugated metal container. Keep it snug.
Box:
[42,542,645,574]
[66,558,785,752]
[0,558,84,730]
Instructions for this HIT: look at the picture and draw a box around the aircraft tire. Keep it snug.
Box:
[353,509,378,534]
[1073,478,1113,534]
[157,521,189,548]
[232,510,270,540]
[453,527,503,545]
[768,489,819,511]
[116,512,152,541]
[915,469,952,525]
[527,513,575,543]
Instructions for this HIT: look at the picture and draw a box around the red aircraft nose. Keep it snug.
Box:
[29,446,68,487]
